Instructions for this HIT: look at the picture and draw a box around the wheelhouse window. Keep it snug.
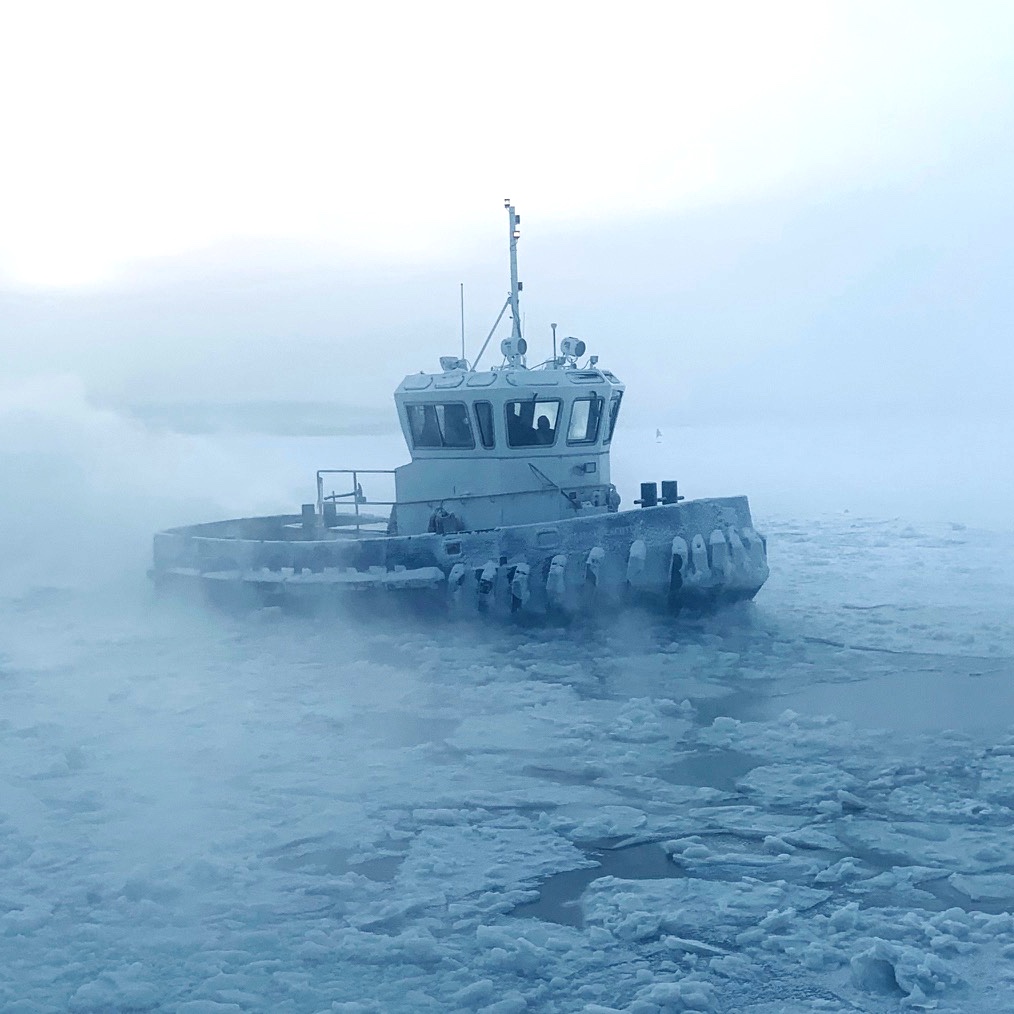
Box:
[506,398,561,447]
[473,401,495,448]
[603,393,623,444]
[406,402,475,449]
[567,395,604,444]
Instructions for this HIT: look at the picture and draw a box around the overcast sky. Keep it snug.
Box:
[2,1,1013,419]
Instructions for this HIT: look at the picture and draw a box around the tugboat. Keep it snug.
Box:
[151,201,768,617]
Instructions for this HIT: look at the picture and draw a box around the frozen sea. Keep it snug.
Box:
[2,383,1014,1012]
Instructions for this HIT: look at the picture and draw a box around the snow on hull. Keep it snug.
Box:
[151,496,769,617]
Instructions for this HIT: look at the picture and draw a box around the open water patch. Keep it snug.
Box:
[512,841,687,927]
[266,837,406,881]
[657,748,760,792]
[779,658,1014,735]
[520,764,605,786]
[358,712,460,748]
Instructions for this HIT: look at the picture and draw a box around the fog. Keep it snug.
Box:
[3,3,1014,426]
[3,4,1014,1012]
[5,125,1013,426]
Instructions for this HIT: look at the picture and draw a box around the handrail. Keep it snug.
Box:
[316,469,397,532]
[315,467,611,534]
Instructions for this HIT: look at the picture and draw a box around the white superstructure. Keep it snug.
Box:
[391,201,625,536]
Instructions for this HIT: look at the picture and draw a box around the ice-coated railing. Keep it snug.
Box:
[315,469,397,532]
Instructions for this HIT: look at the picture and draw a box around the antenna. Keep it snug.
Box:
[501,199,526,367]
[475,201,526,370]
[460,282,465,361]
[551,323,557,363]
[506,200,522,343]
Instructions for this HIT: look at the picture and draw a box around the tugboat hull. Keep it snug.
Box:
[151,496,768,618]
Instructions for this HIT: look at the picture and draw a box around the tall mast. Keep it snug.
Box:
[476,200,526,370]
[505,199,522,341]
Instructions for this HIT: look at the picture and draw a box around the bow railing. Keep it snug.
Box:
[316,469,397,532]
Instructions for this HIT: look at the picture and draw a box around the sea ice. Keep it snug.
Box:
[3,411,1014,1010]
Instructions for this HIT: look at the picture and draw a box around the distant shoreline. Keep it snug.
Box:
[123,400,395,437]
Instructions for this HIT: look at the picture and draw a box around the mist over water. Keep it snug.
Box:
[4,370,1009,607]
[3,10,1014,1003]
[2,319,1014,1012]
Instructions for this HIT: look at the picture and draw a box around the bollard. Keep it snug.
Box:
[661,480,684,504]
[635,482,658,508]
